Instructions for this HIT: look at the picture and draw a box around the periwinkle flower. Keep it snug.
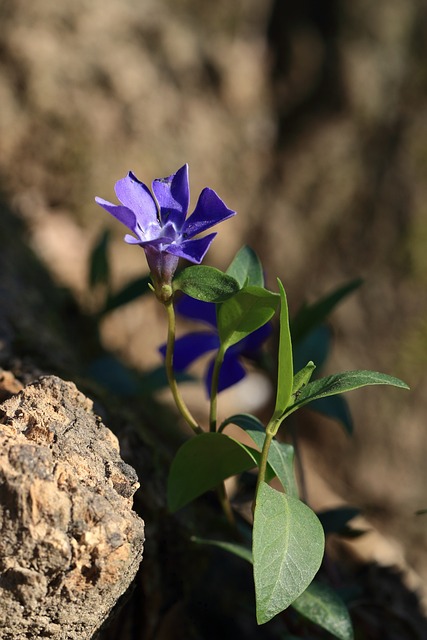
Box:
[96,164,235,299]
[160,296,272,395]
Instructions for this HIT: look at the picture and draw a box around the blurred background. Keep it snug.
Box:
[1,0,427,611]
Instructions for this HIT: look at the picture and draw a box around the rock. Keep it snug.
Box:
[0,369,24,402]
[0,375,145,640]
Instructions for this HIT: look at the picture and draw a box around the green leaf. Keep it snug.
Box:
[191,537,252,563]
[286,370,409,415]
[226,245,264,288]
[173,265,239,302]
[217,285,279,350]
[167,432,261,512]
[89,229,111,288]
[308,395,353,435]
[221,413,298,497]
[268,441,297,496]
[102,275,151,314]
[317,507,360,535]
[253,483,324,624]
[292,582,354,640]
[293,326,331,373]
[274,279,294,418]
[88,357,192,397]
[138,365,194,395]
[292,361,316,397]
[291,279,363,343]
[87,354,140,396]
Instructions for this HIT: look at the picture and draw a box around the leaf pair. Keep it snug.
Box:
[168,413,295,512]
[167,251,409,636]
[274,276,409,425]
[167,413,325,629]
[174,248,279,356]
[193,489,353,640]
[172,245,263,303]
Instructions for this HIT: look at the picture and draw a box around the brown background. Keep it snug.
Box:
[1,0,427,605]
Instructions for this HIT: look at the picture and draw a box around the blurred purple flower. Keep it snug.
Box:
[160,296,271,395]
[95,164,235,292]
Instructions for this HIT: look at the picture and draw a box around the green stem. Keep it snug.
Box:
[217,481,237,529]
[209,346,225,432]
[164,300,202,434]
[207,346,238,528]
[254,417,280,502]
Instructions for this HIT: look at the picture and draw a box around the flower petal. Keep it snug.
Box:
[176,296,218,329]
[152,164,190,229]
[205,351,246,395]
[124,234,169,247]
[95,198,137,233]
[114,172,159,230]
[167,233,216,264]
[159,331,220,371]
[182,188,235,238]
[124,234,143,244]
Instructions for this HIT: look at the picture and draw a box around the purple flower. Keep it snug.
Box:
[95,164,235,295]
[160,296,272,395]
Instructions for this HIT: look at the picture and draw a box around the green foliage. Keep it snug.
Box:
[167,432,262,512]
[89,228,111,289]
[102,275,151,314]
[173,265,240,302]
[308,395,354,434]
[290,280,364,434]
[292,581,354,640]
[191,536,252,563]
[88,230,153,315]
[193,533,354,640]
[164,265,407,631]
[88,356,193,397]
[88,226,410,638]
[138,365,194,395]
[273,279,294,419]
[87,353,140,396]
[291,279,363,343]
[226,245,264,288]
[291,363,355,434]
[260,439,296,496]
[253,483,325,624]
[217,285,278,350]
[318,507,361,536]
[292,361,316,396]
[220,413,297,497]
[285,370,409,417]
[293,326,331,374]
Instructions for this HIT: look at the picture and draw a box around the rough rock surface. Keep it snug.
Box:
[0,375,145,640]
